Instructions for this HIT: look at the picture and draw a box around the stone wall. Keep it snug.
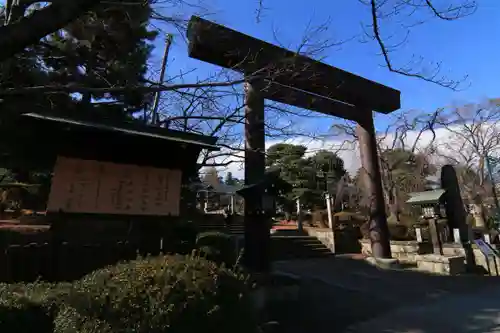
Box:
[416,254,466,275]
[304,227,500,275]
[304,228,335,252]
[359,239,426,263]
[304,227,362,254]
[441,243,500,276]
[361,239,500,275]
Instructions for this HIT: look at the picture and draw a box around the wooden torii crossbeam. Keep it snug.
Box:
[187,16,400,120]
[187,15,401,270]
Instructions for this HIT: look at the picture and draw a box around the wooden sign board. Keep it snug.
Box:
[47,156,182,216]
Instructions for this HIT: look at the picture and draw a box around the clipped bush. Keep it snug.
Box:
[0,282,61,333]
[388,223,411,241]
[360,221,413,241]
[196,231,237,266]
[54,255,256,333]
[170,220,198,253]
[311,210,329,228]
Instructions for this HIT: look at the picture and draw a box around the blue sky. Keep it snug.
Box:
[150,0,500,134]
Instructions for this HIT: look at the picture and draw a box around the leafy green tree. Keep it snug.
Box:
[266,143,313,204]
[224,172,237,186]
[266,144,347,212]
[43,0,157,117]
[0,0,157,183]
[308,150,346,191]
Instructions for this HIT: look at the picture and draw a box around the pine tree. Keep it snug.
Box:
[224,172,236,186]
[0,1,157,178]
[42,0,157,119]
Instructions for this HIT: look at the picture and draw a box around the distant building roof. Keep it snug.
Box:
[198,182,243,194]
[406,189,446,205]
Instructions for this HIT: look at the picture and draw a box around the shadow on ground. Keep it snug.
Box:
[271,256,500,333]
[344,287,500,333]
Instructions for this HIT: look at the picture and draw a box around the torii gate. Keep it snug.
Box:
[187,16,401,271]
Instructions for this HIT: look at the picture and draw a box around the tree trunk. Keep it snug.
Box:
[387,187,400,223]
[0,0,103,61]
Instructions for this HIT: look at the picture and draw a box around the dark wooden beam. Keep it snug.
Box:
[187,16,401,113]
[261,82,362,122]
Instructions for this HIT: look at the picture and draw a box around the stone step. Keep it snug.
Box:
[274,247,329,253]
[195,227,333,259]
[271,235,333,261]
[271,245,332,255]
[198,226,244,231]
[271,237,327,246]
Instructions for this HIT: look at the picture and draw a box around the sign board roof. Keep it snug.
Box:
[21,113,220,150]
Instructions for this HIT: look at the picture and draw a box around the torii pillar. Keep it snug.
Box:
[186,15,398,267]
[243,79,269,272]
[356,111,391,258]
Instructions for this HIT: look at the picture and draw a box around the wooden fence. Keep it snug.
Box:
[0,235,192,283]
[0,216,215,283]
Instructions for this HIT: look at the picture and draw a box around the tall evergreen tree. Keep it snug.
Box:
[0,1,157,180]
[42,0,157,119]
[224,172,236,186]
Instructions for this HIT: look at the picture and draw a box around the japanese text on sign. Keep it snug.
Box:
[47,156,182,216]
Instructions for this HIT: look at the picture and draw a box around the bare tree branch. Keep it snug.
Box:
[366,0,472,90]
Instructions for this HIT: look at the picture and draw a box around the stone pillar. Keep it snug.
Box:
[243,79,269,272]
[296,197,303,232]
[428,218,443,255]
[230,195,235,214]
[356,111,391,259]
[441,164,476,270]
[441,165,468,238]
[325,193,334,230]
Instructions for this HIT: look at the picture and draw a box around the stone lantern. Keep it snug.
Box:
[406,189,447,255]
[236,170,290,271]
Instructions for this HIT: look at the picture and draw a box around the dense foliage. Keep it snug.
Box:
[196,231,239,267]
[0,255,256,333]
[0,0,157,182]
[265,143,347,211]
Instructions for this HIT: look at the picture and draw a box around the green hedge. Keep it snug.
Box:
[0,282,63,333]
[361,221,414,241]
[0,255,256,333]
[196,231,238,267]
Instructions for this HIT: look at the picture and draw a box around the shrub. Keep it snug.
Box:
[0,297,52,333]
[311,210,328,228]
[388,223,411,240]
[196,231,237,266]
[55,255,256,333]
[163,220,199,254]
[360,221,413,241]
[0,282,61,333]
